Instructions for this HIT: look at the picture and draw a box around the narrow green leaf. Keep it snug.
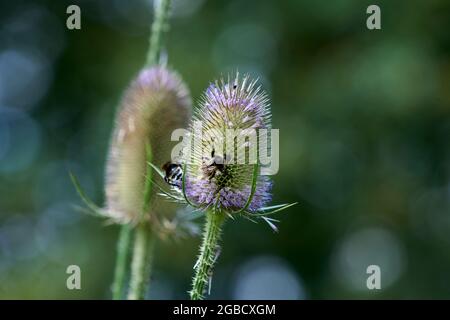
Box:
[258,203,292,211]
[150,177,184,202]
[69,172,107,217]
[252,202,298,217]
[147,161,165,179]
[261,216,279,232]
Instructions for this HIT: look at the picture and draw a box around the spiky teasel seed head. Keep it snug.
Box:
[105,66,191,226]
[183,73,272,214]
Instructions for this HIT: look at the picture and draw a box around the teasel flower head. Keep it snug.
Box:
[179,74,272,215]
[104,66,191,229]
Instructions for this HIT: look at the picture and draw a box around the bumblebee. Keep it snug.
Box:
[162,161,183,187]
[202,149,226,181]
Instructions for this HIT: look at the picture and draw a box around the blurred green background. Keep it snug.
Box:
[0,0,449,299]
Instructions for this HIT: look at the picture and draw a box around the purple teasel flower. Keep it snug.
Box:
[183,74,273,214]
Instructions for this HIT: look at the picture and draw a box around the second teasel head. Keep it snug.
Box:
[104,66,191,230]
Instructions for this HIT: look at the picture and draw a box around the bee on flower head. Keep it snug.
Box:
[201,148,228,182]
[162,161,183,188]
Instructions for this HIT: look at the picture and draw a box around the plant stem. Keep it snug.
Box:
[112,224,132,299]
[126,144,155,300]
[146,0,172,67]
[127,223,155,300]
[190,211,226,300]
[115,0,171,300]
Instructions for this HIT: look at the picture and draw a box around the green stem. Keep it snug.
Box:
[190,211,226,300]
[112,224,132,299]
[120,0,171,300]
[127,224,155,300]
[146,0,172,67]
[126,146,154,300]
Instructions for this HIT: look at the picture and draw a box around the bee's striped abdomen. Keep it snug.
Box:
[162,162,183,187]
